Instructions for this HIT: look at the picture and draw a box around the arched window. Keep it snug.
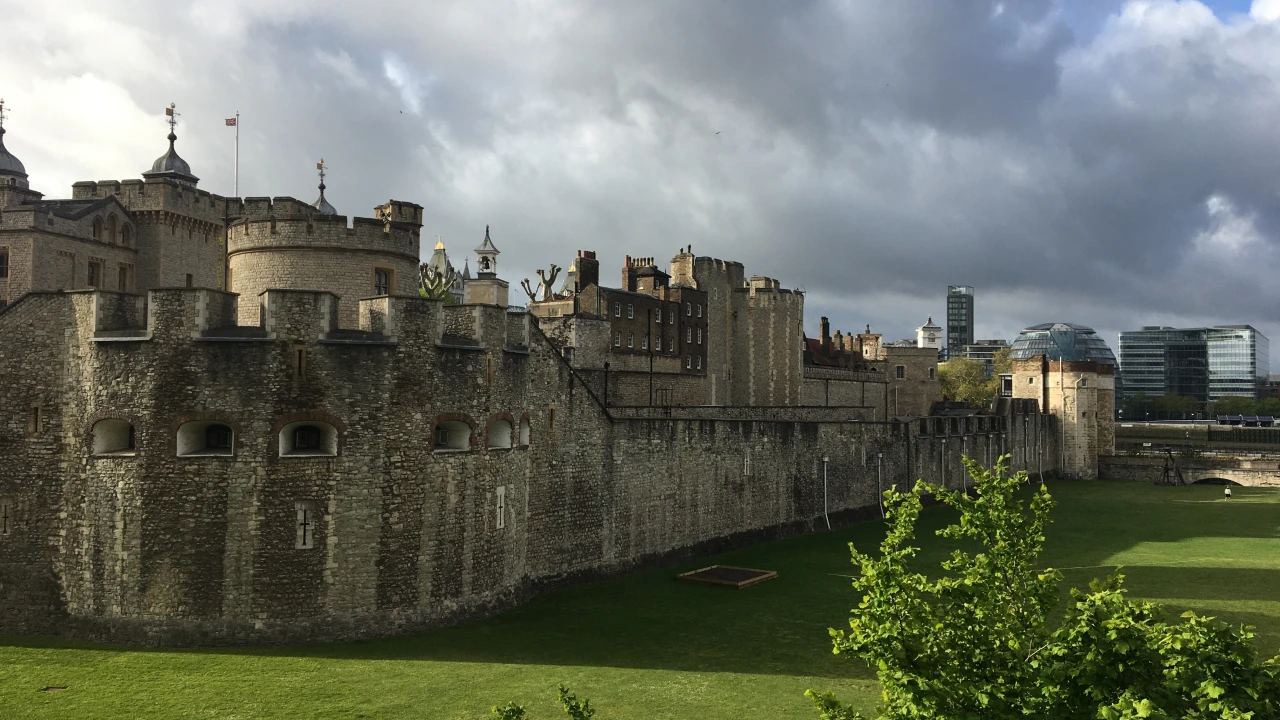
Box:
[279,421,338,457]
[92,418,136,455]
[107,214,119,244]
[121,224,133,247]
[518,417,531,447]
[92,217,104,242]
[177,421,234,457]
[434,420,472,451]
[486,418,513,449]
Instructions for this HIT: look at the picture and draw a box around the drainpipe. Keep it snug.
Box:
[876,452,885,519]
[961,435,967,491]
[1060,362,1066,477]
[822,456,831,529]
[941,438,947,489]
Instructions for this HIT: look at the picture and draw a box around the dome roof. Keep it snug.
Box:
[313,188,337,215]
[142,131,199,185]
[1011,322,1117,366]
[0,126,27,178]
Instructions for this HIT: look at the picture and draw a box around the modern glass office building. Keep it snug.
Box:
[946,285,974,360]
[1117,325,1269,401]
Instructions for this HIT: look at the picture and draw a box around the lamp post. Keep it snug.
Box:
[822,455,831,530]
[604,360,610,407]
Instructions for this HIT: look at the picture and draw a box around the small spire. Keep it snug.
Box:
[434,235,445,250]
[164,102,179,144]
[313,158,336,215]
[0,97,7,131]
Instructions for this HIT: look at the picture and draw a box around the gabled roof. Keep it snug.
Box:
[474,225,499,254]
[27,195,132,222]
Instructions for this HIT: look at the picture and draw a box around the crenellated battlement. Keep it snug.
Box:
[62,288,532,361]
[70,178,230,219]
[227,200,421,259]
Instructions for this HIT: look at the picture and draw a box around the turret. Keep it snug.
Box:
[141,104,199,188]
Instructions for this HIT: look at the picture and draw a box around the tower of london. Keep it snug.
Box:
[0,108,1061,644]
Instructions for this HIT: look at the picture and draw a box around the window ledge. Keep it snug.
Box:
[178,451,234,458]
[93,451,138,458]
[280,450,337,458]
[433,448,471,454]
[486,445,515,451]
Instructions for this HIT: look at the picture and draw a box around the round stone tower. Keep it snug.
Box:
[227,196,423,327]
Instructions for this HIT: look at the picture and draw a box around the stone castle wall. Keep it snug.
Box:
[0,288,1059,645]
[227,202,421,326]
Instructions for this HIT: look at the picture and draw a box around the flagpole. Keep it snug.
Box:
[234,111,240,196]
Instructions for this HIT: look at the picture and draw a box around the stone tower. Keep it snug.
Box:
[463,225,508,307]
[917,317,942,350]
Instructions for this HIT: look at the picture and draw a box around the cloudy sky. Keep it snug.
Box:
[3,0,1279,365]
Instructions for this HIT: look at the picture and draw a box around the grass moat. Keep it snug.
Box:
[2,481,1277,719]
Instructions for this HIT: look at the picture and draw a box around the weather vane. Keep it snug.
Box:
[0,98,8,129]
[164,102,179,132]
[317,158,327,184]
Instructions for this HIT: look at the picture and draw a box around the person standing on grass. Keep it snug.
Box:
[1225,486,1233,500]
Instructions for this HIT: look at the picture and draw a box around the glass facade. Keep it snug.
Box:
[1117,325,1268,401]
[946,285,974,359]
[1010,322,1118,366]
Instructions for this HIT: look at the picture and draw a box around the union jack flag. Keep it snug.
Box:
[225,118,237,127]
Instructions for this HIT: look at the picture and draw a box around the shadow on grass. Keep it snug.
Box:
[1,482,1277,678]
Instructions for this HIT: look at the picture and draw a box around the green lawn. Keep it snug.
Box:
[2,481,1278,719]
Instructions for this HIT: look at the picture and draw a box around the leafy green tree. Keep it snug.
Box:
[490,686,596,719]
[1208,396,1257,417]
[491,702,527,719]
[810,456,1280,719]
[1256,397,1280,417]
[990,346,1013,376]
[938,356,997,407]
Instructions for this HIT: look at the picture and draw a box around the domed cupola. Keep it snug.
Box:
[0,98,30,188]
[142,103,199,187]
[313,158,336,215]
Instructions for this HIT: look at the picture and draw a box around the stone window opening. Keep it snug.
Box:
[177,421,234,457]
[27,404,42,437]
[627,304,634,319]
[0,248,8,278]
[434,419,472,452]
[895,365,905,379]
[495,486,506,530]
[518,417,531,447]
[614,332,621,347]
[295,501,319,549]
[107,214,119,244]
[374,268,393,296]
[929,367,936,381]
[627,332,634,348]
[185,273,193,288]
[87,261,102,288]
[121,225,133,247]
[92,419,136,456]
[118,264,133,292]
[279,421,338,457]
[293,344,307,380]
[486,418,514,449]
[1081,378,1088,388]
[92,217,104,242]
[0,497,12,536]
[1028,377,1035,384]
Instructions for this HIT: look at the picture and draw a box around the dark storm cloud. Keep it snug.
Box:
[2,0,1278,365]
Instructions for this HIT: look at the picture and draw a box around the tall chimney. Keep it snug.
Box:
[820,316,831,353]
